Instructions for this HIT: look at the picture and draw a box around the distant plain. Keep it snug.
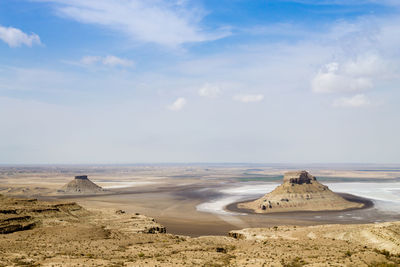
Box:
[1,164,400,236]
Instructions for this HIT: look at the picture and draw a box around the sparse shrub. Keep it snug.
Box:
[216,247,227,253]
[374,248,391,258]
[227,245,236,250]
[282,257,306,267]
[368,262,398,267]
[86,253,95,258]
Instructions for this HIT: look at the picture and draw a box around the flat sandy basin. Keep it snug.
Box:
[2,165,400,236]
[59,182,398,236]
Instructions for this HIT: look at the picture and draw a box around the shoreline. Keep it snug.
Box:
[6,182,394,237]
[225,192,374,216]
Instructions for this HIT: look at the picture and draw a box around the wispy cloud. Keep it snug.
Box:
[198,83,221,98]
[233,94,264,103]
[39,0,230,47]
[102,55,134,67]
[167,97,186,111]
[312,62,373,93]
[2,1,400,163]
[0,25,41,47]
[312,55,387,93]
[80,55,134,67]
[333,94,371,107]
[278,0,400,6]
[80,56,101,65]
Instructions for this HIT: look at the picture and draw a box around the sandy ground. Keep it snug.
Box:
[1,164,400,236]
[1,193,400,266]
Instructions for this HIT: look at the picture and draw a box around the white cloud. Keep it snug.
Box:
[312,62,373,93]
[342,55,387,77]
[311,54,387,94]
[233,94,264,103]
[198,83,221,98]
[39,0,230,47]
[167,97,186,111]
[102,56,134,67]
[333,94,371,107]
[280,0,400,6]
[0,25,41,47]
[2,15,400,164]
[80,55,134,67]
[80,56,101,65]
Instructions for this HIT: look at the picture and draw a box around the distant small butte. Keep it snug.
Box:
[58,175,106,194]
[238,170,367,213]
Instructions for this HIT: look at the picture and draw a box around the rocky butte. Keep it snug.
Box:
[59,175,105,194]
[239,170,364,213]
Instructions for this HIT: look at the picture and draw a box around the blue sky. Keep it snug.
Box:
[0,0,400,164]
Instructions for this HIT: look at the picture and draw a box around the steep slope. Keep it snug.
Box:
[0,194,87,234]
[0,194,399,266]
[239,170,364,213]
[60,175,105,194]
[229,222,400,254]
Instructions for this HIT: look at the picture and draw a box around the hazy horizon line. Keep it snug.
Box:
[1,162,400,167]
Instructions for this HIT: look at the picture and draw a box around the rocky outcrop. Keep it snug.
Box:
[0,215,37,234]
[100,210,167,234]
[283,170,316,184]
[239,171,364,213]
[228,231,245,240]
[0,194,87,234]
[229,222,400,254]
[0,194,167,236]
[59,175,105,194]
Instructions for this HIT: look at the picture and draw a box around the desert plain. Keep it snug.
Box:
[1,164,400,266]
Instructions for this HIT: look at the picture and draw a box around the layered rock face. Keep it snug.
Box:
[0,194,166,235]
[239,171,363,213]
[228,223,400,255]
[283,171,316,184]
[60,175,105,194]
[0,194,86,234]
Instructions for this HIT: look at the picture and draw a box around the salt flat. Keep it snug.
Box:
[1,164,400,236]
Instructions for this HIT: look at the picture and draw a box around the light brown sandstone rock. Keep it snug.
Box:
[59,175,105,194]
[239,170,364,213]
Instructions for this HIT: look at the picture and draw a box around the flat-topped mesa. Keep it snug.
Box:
[283,170,316,184]
[74,175,88,180]
[238,170,364,213]
[59,175,105,194]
